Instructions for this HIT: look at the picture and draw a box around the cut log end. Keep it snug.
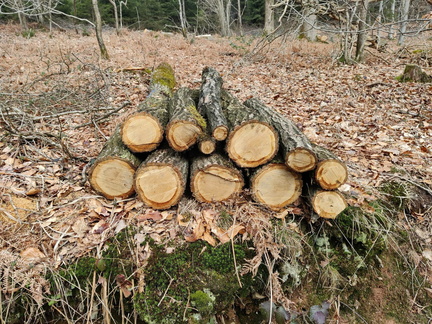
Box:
[166,122,202,151]
[312,190,347,219]
[213,125,229,141]
[286,148,317,173]
[251,164,302,210]
[227,121,278,168]
[315,159,348,190]
[198,139,216,155]
[192,166,243,203]
[89,158,136,199]
[135,165,184,210]
[121,113,163,152]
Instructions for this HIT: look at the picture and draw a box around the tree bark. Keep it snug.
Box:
[190,153,244,203]
[250,161,302,210]
[197,134,217,155]
[307,187,348,219]
[312,144,348,190]
[222,91,279,168]
[134,149,188,210]
[398,0,411,45]
[399,64,432,83]
[198,67,229,141]
[166,87,205,151]
[243,98,317,172]
[92,0,109,60]
[355,0,369,62]
[264,0,275,34]
[299,0,318,41]
[121,63,176,153]
[89,126,142,199]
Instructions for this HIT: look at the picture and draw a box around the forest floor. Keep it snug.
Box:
[0,22,432,323]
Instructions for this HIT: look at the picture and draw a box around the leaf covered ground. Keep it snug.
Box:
[0,23,432,323]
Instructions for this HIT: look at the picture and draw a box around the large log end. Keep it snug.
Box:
[191,166,243,203]
[135,164,185,210]
[311,190,347,219]
[121,112,164,152]
[166,122,202,151]
[251,163,302,210]
[89,158,136,199]
[227,121,278,168]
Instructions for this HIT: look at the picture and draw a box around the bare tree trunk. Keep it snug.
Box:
[178,0,188,37]
[398,0,411,45]
[355,0,369,62]
[388,0,396,39]
[92,0,109,59]
[299,0,318,41]
[237,0,243,36]
[108,0,120,35]
[264,0,275,34]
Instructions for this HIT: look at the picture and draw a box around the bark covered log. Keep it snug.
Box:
[312,143,348,190]
[190,153,244,203]
[222,90,279,168]
[166,87,205,151]
[244,98,317,173]
[134,148,188,209]
[89,126,142,199]
[250,160,302,210]
[198,67,229,141]
[121,62,176,152]
[197,134,217,155]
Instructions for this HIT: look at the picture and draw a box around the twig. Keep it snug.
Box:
[74,101,131,129]
[158,269,174,307]
[231,207,243,288]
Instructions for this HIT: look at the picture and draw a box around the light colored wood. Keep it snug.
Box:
[311,190,347,219]
[228,121,278,168]
[198,136,216,155]
[213,126,229,141]
[90,159,136,200]
[315,159,348,190]
[134,149,188,209]
[190,154,243,203]
[121,112,162,152]
[167,122,202,151]
[286,148,318,173]
[251,163,302,210]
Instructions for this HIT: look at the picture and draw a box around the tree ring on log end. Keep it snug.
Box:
[213,125,229,141]
[89,158,136,199]
[166,122,202,151]
[227,121,278,168]
[252,164,302,210]
[121,113,163,152]
[315,159,348,190]
[192,166,243,202]
[135,165,184,210]
[312,190,347,219]
[286,148,317,172]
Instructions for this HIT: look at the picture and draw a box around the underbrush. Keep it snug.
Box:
[1,177,431,324]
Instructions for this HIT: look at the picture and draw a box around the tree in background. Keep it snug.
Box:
[92,0,109,59]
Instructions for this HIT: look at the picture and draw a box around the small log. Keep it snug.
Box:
[89,126,142,199]
[308,187,347,219]
[121,62,176,152]
[222,90,279,168]
[134,148,188,209]
[244,98,317,173]
[250,161,302,210]
[312,143,348,190]
[197,134,217,155]
[166,87,204,151]
[190,153,244,203]
[198,67,229,141]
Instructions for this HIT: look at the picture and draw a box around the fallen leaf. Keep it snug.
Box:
[20,247,46,262]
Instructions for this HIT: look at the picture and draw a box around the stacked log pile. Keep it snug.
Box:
[89,63,348,219]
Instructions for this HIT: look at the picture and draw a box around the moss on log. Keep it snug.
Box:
[244,98,317,173]
[89,126,142,199]
[222,90,279,168]
[190,153,244,203]
[121,62,176,152]
[134,148,188,209]
[398,64,432,83]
